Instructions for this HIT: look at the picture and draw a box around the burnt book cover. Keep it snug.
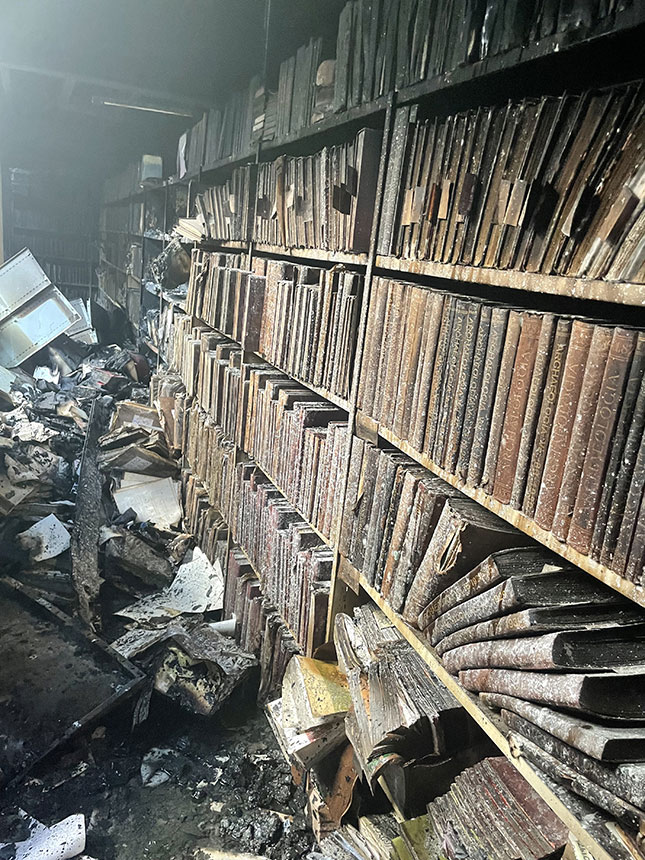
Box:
[432,298,470,466]
[551,325,614,542]
[418,547,567,634]
[443,300,482,473]
[402,497,530,627]
[392,287,429,439]
[590,332,645,559]
[390,476,453,616]
[351,443,381,571]
[521,317,572,518]
[460,667,645,720]
[431,566,623,648]
[339,436,366,561]
[567,327,637,554]
[509,314,557,510]
[466,306,509,487]
[380,467,426,602]
[493,312,543,505]
[456,303,492,480]
[423,295,456,456]
[533,320,594,531]
[409,291,444,451]
[481,309,522,494]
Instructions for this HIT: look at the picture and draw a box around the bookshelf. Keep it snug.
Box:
[2,167,98,298]
[112,2,645,854]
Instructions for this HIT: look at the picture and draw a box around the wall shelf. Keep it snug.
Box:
[374,256,645,308]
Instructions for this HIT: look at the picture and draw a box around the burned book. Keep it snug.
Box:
[460,668,645,719]
[442,624,645,674]
[425,757,569,860]
[418,547,569,633]
[500,710,645,812]
[481,692,645,763]
[334,604,469,786]
[429,566,626,647]
[434,602,645,656]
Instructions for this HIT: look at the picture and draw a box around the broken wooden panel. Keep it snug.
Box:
[0,577,144,788]
[70,398,108,629]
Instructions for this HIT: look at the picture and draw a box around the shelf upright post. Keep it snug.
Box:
[325,93,397,638]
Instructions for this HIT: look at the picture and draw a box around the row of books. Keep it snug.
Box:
[182,472,229,570]
[340,437,533,621]
[379,83,645,284]
[184,404,237,521]
[186,251,263,349]
[426,546,645,825]
[359,276,645,580]
[254,128,381,252]
[182,75,264,175]
[187,252,362,402]
[223,546,302,701]
[231,463,332,655]
[242,366,349,542]
[168,1,633,177]
[275,37,326,139]
[256,260,362,402]
[194,166,255,242]
[338,0,632,110]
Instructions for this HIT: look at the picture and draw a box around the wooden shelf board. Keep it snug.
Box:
[201,149,257,176]
[197,238,249,251]
[262,97,388,155]
[186,312,350,411]
[357,572,618,860]
[253,461,334,549]
[254,243,368,267]
[142,338,160,356]
[375,256,645,307]
[375,422,645,608]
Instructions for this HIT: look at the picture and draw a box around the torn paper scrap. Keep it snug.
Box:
[117,547,223,623]
[0,813,86,860]
[113,473,181,529]
[18,514,71,562]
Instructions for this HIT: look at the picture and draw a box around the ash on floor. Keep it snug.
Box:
[0,696,315,860]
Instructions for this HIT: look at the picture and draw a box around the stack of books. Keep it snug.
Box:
[254,128,381,252]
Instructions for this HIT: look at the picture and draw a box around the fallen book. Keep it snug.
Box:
[441,624,645,674]
[460,668,645,719]
[434,603,645,656]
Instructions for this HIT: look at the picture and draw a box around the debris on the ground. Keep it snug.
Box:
[154,623,257,716]
[117,547,224,623]
[111,473,182,528]
[17,514,71,562]
[0,577,144,787]
[0,811,86,860]
[140,747,176,787]
[101,525,175,588]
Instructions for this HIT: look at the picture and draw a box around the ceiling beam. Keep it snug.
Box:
[0,61,206,110]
